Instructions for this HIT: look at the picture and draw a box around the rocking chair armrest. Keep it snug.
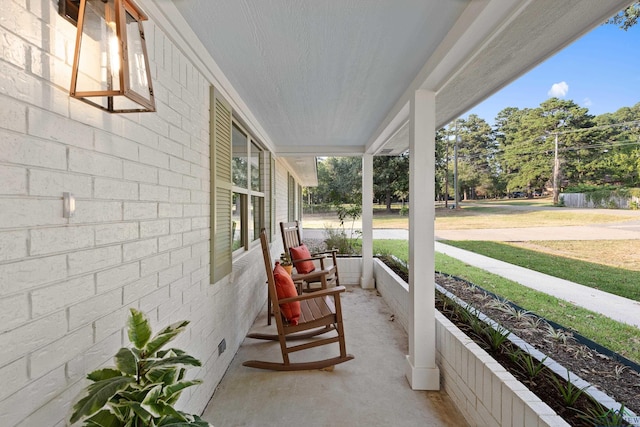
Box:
[292,255,324,263]
[312,249,338,256]
[291,265,336,282]
[278,286,346,304]
[309,251,328,258]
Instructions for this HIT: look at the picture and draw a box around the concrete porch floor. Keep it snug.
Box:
[201,285,469,426]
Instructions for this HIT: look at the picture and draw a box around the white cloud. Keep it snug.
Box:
[548,81,569,98]
[583,97,593,107]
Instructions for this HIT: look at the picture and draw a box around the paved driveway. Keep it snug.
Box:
[303,205,640,242]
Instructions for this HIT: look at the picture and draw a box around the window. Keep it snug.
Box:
[232,122,265,252]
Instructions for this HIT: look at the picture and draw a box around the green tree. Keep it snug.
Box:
[312,157,362,206]
[373,153,409,211]
[435,127,452,202]
[587,103,640,186]
[607,2,640,30]
[496,98,595,197]
[455,115,498,199]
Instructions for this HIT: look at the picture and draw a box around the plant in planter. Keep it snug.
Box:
[279,252,293,274]
[550,369,590,407]
[577,403,629,427]
[69,308,211,426]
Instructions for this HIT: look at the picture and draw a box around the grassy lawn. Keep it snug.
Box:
[435,253,640,363]
[373,239,408,262]
[304,201,638,230]
[511,240,640,271]
[434,207,636,230]
[303,209,409,229]
[442,240,640,301]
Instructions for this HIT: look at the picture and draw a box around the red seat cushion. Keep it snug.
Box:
[290,244,315,274]
[273,262,301,325]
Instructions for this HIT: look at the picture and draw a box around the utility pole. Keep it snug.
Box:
[444,131,450,208]
[553,133,560,205]
[454,129,460,209]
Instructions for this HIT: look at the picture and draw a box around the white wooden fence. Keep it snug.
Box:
[560,192,640,209]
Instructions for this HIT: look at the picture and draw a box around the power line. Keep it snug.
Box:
[552,120,640,135]
[476,119,640,151]
[455,139,640,161]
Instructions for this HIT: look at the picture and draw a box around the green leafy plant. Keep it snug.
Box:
[514,352,548,383]
[544,323,571,345]
[498,305,531,322]
[480,323,511,352]
[324,227,356,254]
[506,347,524,364]
[575,402,629,427]
[549,369,590,406]
[457,305,487,339]
[487,297,511,311]
[279,252,292,266]
[69,309,211,427]
[521,314,545,329]
[323,202,362,254]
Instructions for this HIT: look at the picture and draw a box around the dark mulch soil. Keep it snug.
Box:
[435,272,640,418]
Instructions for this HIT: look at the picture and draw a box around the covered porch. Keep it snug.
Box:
[162,0,633,398]
[202,285,469,427]
[0,0,634,425]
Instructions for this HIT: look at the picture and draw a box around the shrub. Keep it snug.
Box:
[324,227,361,254]
[69,309,210,426]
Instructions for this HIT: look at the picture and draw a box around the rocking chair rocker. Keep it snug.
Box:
[242,229,354,371]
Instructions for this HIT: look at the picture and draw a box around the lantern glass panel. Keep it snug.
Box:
[75,0,120,100]
[125,10,151,101]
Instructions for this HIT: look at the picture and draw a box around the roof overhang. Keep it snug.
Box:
[141,0,632,177]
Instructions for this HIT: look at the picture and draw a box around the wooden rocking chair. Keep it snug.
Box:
[281,221,340,291]
[243,229,354,371]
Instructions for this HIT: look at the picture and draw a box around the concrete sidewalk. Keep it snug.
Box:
[435,241,640,329]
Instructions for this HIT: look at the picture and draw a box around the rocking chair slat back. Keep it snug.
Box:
[280,221,340,288]
[242,229,353,371]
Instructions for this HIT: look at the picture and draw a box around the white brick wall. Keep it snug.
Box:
[1,165,28,195]
[435,314,572,427]
[0,2,296,425]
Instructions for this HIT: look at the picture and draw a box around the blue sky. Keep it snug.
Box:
[465,21,640,125]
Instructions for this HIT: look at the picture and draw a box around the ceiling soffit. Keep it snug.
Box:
[170,0,469,155]
[147,0,632,172]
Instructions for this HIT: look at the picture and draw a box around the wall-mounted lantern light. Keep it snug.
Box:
[64,0,155,113]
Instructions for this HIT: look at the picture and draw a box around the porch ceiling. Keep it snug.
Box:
[162,0,631,183]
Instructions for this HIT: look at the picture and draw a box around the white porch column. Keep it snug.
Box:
[361,154,374,289]
[405,89,440,390]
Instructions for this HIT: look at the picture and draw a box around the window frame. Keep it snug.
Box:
[231,120,266,255]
